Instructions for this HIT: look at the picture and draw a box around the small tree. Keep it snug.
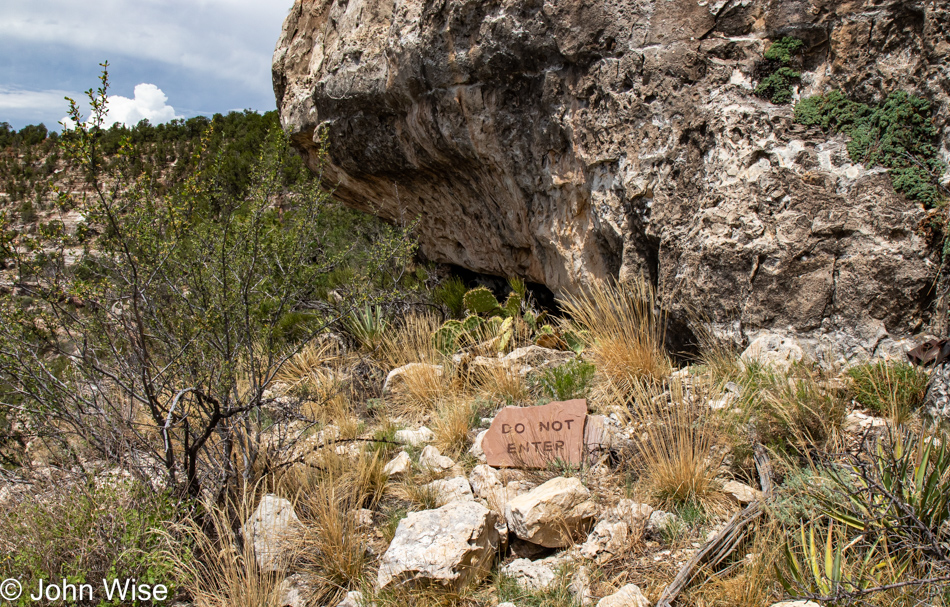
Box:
[0,65,414,499]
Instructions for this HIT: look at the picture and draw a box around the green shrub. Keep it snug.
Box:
[764,36,804,64]
[794,90,944,206]
[755,67,802,104]
[847,360,928,421]
[0,478,180,606]
[535,359,596,401]
[754,37,803,104]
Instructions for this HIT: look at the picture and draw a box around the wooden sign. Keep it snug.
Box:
[482,399,587,468]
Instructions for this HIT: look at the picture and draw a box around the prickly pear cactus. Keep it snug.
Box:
[434,319,464,353]
[497,316,514,352]
[463,287,501,315]
[503,292,522,317]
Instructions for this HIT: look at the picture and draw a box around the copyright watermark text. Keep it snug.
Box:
[0,578,168,603]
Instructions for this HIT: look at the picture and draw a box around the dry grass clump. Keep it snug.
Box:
[170,488,288,607]
[284,448,387,604]
[378,313,444,368]
[468,362,531,404]
[748,363,846,457]
[560,279,671,400]
[275,340,341,390]
[847,360,928,425]
[432,396,479,457]
[626,378,728,514]
[684,521,783,607]
[377,314,453,416]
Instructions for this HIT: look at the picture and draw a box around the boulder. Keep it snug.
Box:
[580,499,653,561]
[741,333,804,372]
[501,557,558,591]
[243,494,300,572]
[383,451,412,476]
[596,584,650,607]
[469,429,488,463]
[418,445,455,473]
[377,501,500,589]
[647,510,678,535]
[722,480,762,505]
[505,476,596,547]
[469,464,503,501]
[394,426,434,447]
[425,476,474,504]
[570,566,593,606]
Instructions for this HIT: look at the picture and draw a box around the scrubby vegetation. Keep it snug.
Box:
[794,90,946,207]
[1,68,948,607]
[754,37,804,104]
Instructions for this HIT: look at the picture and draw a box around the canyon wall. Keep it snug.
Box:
[273,0,950,360]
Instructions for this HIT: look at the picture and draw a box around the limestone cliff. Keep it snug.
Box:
[273,0,950,359]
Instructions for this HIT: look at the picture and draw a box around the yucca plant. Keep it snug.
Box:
[778,522,895,604]
[347,304,390,351]
[824,427,950,555]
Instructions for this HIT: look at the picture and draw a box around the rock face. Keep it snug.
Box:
[274,0,949,358]
[378,501,500,589]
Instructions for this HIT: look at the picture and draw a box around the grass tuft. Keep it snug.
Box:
[559,279,671,401]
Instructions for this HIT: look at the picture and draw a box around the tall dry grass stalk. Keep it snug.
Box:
[378,313,444,368]
[285,449,386,604]
[377,314,452,416]
[560,279,671,403]
[274,340,341,389]
[467,362,531,404]
[627,378,727,513]
[754,364,846,457]
[685,520,782,607]
[169,488,289,607]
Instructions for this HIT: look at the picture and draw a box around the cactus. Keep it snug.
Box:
[497,316,514,352]
[433,319,464,353]
[463,286,501,316]
[503,292,522,317]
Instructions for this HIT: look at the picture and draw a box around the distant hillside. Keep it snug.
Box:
[0,111,311,228]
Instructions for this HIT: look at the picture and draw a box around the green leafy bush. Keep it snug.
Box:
[764,36,804,63]
[794,90,944,206]
[0,479,180,606]
[755,67,802,104]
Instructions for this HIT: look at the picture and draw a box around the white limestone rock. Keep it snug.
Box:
[377,501,500,589]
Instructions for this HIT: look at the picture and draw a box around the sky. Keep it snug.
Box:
[0,0,296,130]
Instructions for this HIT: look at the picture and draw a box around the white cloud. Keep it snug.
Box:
[102,83,180,127]
[0,0,293,89]
[0,87,74,113]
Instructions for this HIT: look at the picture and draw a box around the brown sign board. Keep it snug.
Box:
[483,399,587,468]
